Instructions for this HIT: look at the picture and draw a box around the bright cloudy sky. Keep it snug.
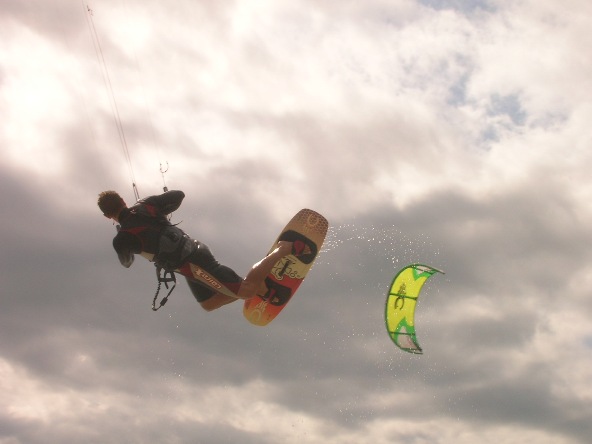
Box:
[1,0,592,443]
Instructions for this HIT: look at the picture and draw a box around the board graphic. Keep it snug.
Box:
[243,209,328,326]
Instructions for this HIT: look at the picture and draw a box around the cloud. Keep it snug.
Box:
[1,1,591,443]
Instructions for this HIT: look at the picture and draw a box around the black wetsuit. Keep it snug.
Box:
[113,190,242,302]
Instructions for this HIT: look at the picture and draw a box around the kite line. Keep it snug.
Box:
[83,2,140,200]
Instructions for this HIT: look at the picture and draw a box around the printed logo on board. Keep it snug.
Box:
[305,213,321,228]
[249,300,269,322]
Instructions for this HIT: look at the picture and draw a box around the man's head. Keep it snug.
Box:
[98,191,126,220]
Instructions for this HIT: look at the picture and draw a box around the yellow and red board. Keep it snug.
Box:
[243,209,328,326]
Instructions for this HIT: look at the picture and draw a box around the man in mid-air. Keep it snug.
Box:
[98,189,297,311]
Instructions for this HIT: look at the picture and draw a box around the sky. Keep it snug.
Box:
[1,0,591,443]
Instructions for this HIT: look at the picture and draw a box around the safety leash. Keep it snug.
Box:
[152,265,177,311]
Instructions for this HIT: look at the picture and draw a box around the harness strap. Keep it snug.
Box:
[152,265,177,311]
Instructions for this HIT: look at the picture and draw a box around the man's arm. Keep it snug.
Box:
[113,233,136,268]
[147,190,185,215]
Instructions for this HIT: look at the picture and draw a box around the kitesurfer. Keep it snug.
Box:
[97,190,294,311]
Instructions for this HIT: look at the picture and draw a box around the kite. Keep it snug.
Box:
[385,264,444,354]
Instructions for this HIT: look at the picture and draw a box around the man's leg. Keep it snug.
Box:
[199,293,238,311]
[185,267,242,312]
[236,241,293,300]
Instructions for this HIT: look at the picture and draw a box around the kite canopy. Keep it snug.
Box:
[385,264,443,354]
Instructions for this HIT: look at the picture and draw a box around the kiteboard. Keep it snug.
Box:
[243,209,328,326]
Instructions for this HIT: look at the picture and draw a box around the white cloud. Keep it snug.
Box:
[2,1,592,443]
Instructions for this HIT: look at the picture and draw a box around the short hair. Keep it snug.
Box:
[98,191,126,218]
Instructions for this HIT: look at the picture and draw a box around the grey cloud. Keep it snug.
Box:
[2,1,591,443]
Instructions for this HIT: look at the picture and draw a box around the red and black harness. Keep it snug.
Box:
[118,204,183,311]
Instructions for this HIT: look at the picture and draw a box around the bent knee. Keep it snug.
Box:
[199,298,220,312]
[199,293,238,311]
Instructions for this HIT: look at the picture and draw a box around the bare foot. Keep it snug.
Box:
[276,241,293,256]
